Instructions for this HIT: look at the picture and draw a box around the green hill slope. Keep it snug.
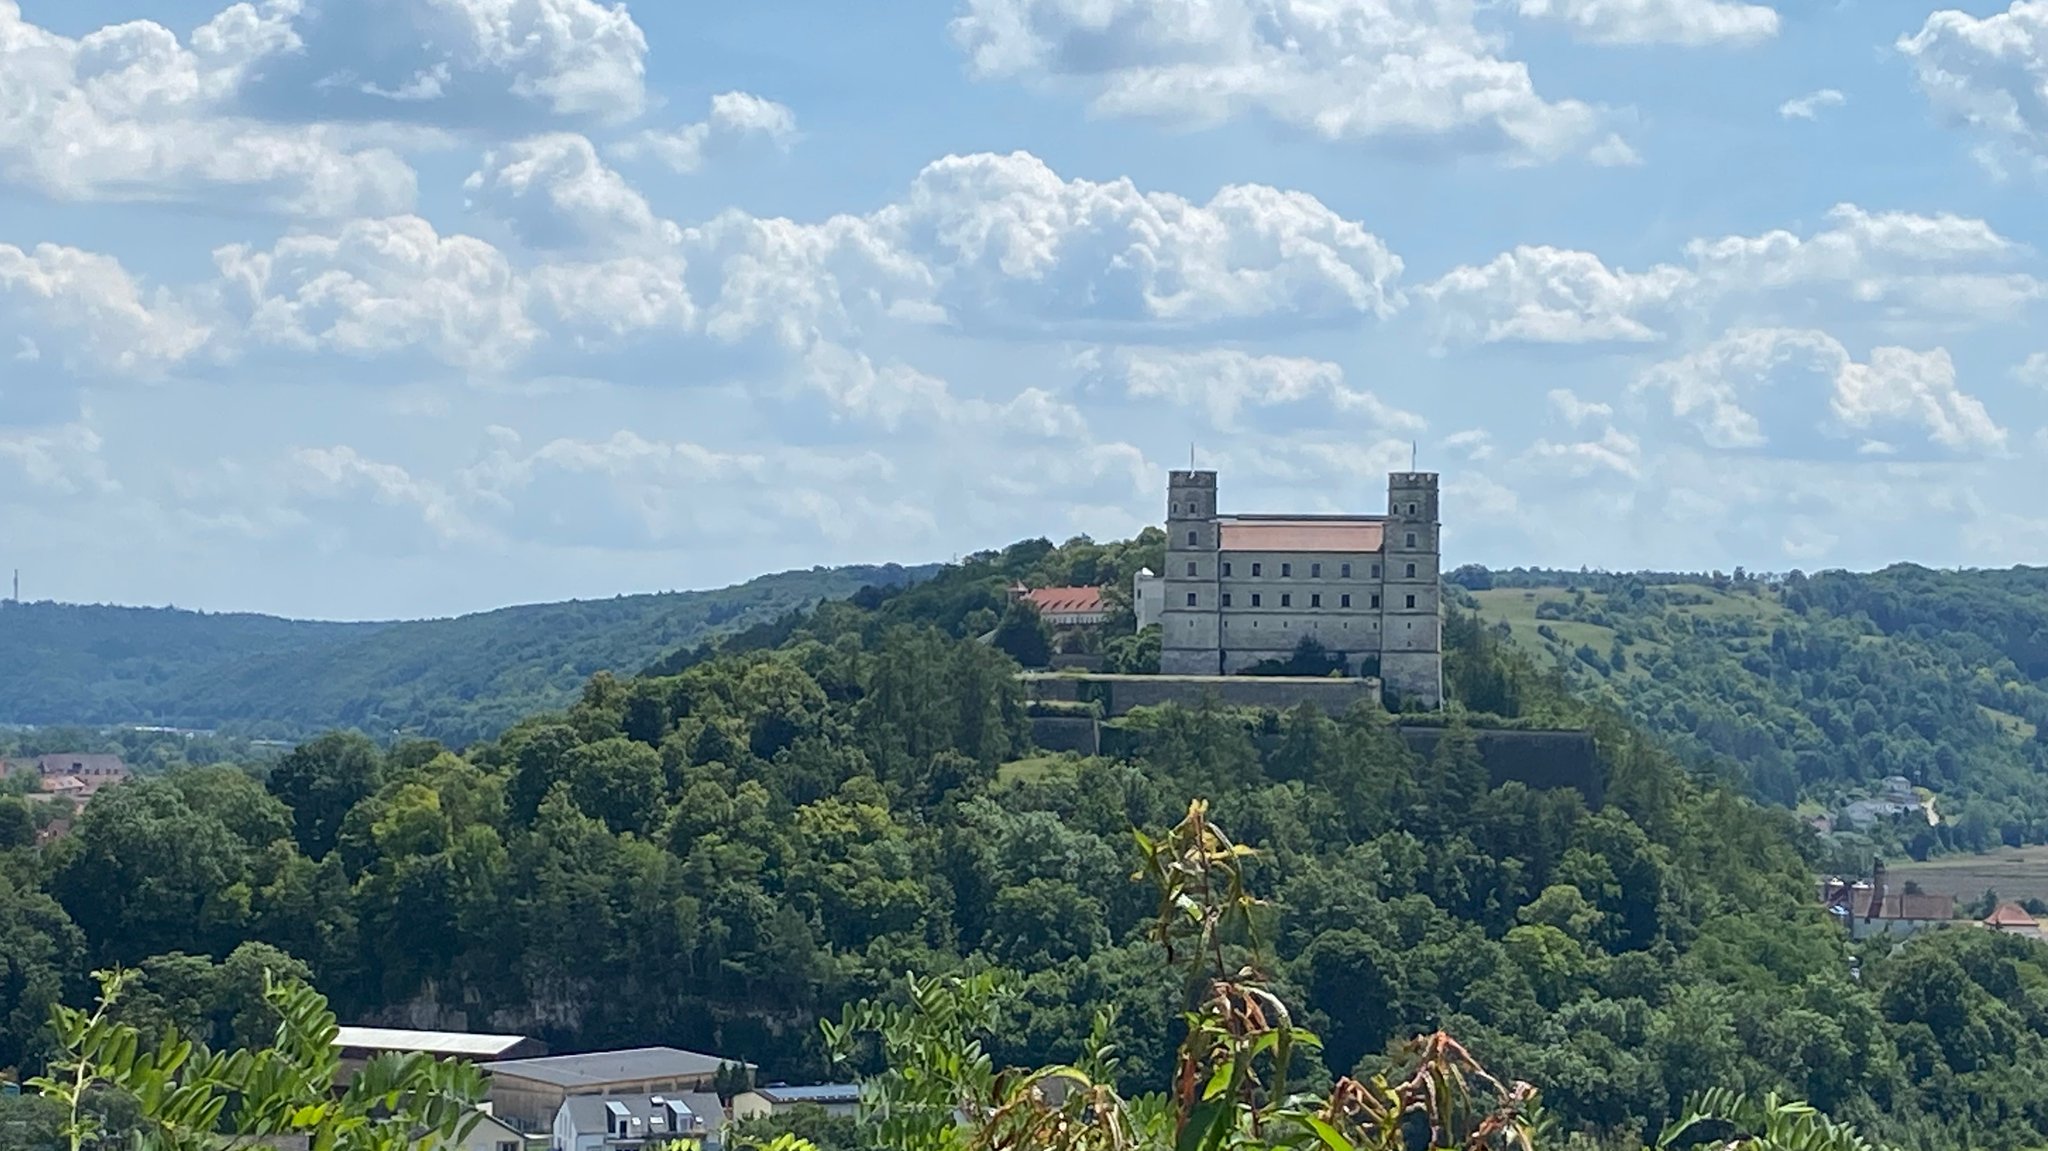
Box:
[0,563,936,742]
[1453,564,2048,852]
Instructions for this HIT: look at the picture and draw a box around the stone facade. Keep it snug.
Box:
[1156,469,1443,707]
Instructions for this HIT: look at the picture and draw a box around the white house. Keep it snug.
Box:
[551,1091,725,1151]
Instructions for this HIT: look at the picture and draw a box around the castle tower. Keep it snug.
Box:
[1159,470,1222,675]
[1380,472,1443,707]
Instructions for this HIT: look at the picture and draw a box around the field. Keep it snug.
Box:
[1466,582,1785,679]
[1888,845,2048,904]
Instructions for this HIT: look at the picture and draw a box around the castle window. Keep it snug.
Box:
[1408,503,1416,515]
[1341,562,1352,578]
[1188,530,1198,546]
[1310,593,1321,608]
[1222,562,1232,577]
[1341,594,1351,608]
[1370,594,1381,609]
[1186,561,1197,577]
[1187,593,1198,607]
[1171,502,1178,514]
[1222,593,1232,607]
[1406,594,1416,609]
[1405,562,1416,579]
[1251,563,1262,577]
[1311,562,1322,578]
[1251,593,1262,607]
[1281,593,1292,608]
[1405,532,1416,548]
[1371,564,1381,578]
[1281,562,1292,577]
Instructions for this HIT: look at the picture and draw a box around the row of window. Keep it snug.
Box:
[1181,560,1424,580]
[1181,530,1425,549]
[1183,591,1419,610]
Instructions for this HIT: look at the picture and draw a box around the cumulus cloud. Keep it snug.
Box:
[213,216,537,371]
[950,0,1629,165]
[0,243,210,378]
[1547,388,1614,427]
[1516,0,1779,45]
[0,0,416,215]
[465,133,679,251]
[1899,1,2048,162]
[1779,88,1846,120]
[880,152,1405,331]
[1078,346,1423,431]
[0,418,119,496]
[1633,327,2006,454]
[1424,202,2044,345]
[614,91,799,173]
[2016,351,2048,387]
[1523,426,1643,477]
[1421,245,1694,344]
[279,0,651,123]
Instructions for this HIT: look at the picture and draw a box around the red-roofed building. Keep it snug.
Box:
[1,753,131,807]
[1984,902,2044,939]
[1016,585,1110,627]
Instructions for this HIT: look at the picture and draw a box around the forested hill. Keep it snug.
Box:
[0,563,935,743]
[8,533,2046,1150]
[1452,563,2048,853]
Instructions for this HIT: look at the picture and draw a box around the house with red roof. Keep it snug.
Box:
[1983,902,2044,940]
[1014,584,1110,627]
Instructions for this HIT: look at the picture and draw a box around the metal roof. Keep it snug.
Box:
[332,1026,535,1058]
[480,1046,744,1088]
[752,1084,861,1105]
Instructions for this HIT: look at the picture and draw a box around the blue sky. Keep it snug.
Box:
[2,0,2046,620]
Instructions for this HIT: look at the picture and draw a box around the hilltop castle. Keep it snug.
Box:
[1138,469,1443,707]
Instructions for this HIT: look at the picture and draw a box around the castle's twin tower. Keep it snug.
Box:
[1157,469,1443,707]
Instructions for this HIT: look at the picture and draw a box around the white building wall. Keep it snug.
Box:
[1132,569,1164,631]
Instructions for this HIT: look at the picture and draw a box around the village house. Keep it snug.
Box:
[478,1047,747,1134]
[1983,902,2045,940]
[1011,584,1110,627]
[730,1084,860,1122]
[551,1091,725,1151]
[1820,861,1955,941]
[2,752,131,806]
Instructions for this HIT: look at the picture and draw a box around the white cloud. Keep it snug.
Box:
[0,418,118,496]
[1517,0,1779,46]
[1523,426,1643,477]
[1899,1,2048,162]
[950,0,1627,165]
[2016,351,2048,387]
[881,151,1405,330]
[1421,245,1694,344]
[0,243,210,377]
[291,443,482,542]
[1634,327,2007,453]
[1426,202,2044,346]
[1779,88,1846,120]
[214,216,537,371]
[406,0,650,120]
[1547,388,1614,427]
[1443,429,1495,460]
[1081,346,1423,431]
[0,0,417,215]
[465,133,679,251]
[615,91,799,173]
[1685,203,2045,320]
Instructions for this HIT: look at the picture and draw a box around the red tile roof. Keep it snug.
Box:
[1985,902,2040,928]
[1023,586,1106,615]
[1219,519,1385,553]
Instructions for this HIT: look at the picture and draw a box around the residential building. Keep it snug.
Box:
[450,1107,530,1151]
[1820,861,1955,940]
[551,1091,725,1151]
[333,1026,547,1086]
[480,1048,746,1134]
[1157,470,1443,705]
[1015,585,1110,627]
[1983,902,2045,940]
[731,1084,860,1122]
[2,753,130,805]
